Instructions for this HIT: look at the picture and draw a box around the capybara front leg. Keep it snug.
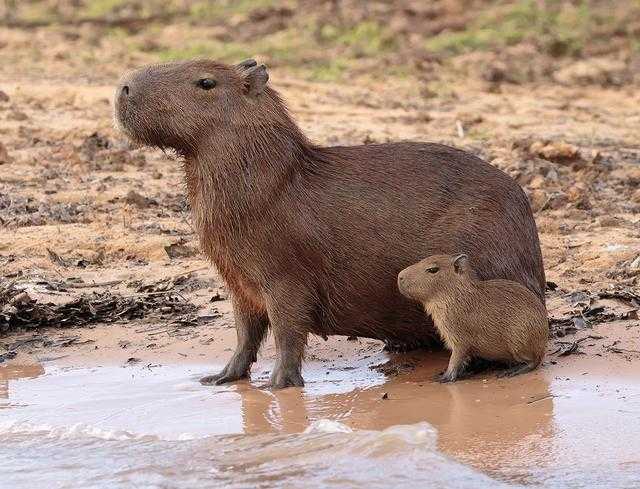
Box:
[437,347,470,383]
[269,327,306,389]
[200,297,268,386]
[265,289,310,389]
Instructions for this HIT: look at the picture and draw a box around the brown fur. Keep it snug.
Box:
[398,254,548,382]
[114,58,546,388]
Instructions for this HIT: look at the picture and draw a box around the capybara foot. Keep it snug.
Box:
[200,371,247,386]
[269,366,304,389]
[436,370,460,383]
[497,362,537,378]
[200,363,248,385]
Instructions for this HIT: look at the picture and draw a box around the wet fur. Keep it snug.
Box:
[398,255,548,381]
[114,59,546,388]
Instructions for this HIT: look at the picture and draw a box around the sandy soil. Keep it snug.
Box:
[2,69,639,354]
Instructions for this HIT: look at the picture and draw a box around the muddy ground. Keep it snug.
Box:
[1,1,640,390]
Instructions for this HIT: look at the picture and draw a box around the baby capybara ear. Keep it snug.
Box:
[452,253,469,274]
[243,64,269,96]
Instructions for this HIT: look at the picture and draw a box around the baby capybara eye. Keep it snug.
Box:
[197,78,217,90]
[426,266,439,274]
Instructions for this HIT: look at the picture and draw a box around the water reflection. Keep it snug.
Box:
[0,362,45,402]
[236,353,554,483]
[2,352,640,488]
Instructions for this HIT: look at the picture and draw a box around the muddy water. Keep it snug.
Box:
[1,350,640,488]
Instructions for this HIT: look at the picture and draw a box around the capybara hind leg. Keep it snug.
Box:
[436,347,469,383]
[201,298,268,386]
[497,362,537,378]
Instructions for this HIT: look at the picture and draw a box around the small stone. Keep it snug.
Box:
[0,90,9,103]
[529,140,581,164]
[528,189,549,213]
[566,185,591,210]
[547,193,568,210]
[125,190,153,208]
[528,174,546,190]
[382,392,389,400]
[599,216,623,227]
[574,196,591,211]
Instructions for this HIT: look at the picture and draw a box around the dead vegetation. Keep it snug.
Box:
[0,276,207,335]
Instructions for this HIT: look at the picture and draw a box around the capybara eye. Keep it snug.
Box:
[426,266,439,274]
[197,78,217,90]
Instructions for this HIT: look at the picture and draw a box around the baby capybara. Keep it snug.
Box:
[398,254,548,382]
[114,59,545,388]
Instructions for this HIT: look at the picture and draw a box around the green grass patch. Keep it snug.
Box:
[83,0,128,18]
[425,0,595,56]
[305,58,350,81]
[319,21,396,57]
[189,0,281,21]
[156,42,253,63]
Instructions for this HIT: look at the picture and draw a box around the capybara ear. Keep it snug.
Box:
[236,59,258,70]
[452,254,469,274]
[243,64,269,97]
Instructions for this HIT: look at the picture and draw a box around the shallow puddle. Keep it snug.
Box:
[2,350,640,488]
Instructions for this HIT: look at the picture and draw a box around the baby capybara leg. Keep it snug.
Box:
[437,347,470,383]
[200,299,268,386]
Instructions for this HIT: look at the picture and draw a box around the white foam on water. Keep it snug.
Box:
[304,418,353,433]
[0,420,142,441]
[0,419,204,442]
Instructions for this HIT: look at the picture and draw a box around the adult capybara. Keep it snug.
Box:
[114,58,546,388]
[398,254,548,382]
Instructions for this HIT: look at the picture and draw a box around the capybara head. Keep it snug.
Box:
[114,58,276,153]
[397,254,470,302]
